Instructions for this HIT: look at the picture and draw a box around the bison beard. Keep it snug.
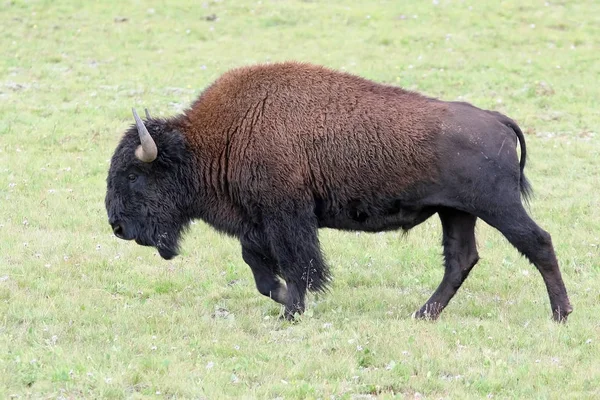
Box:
[135,225,182,260]
[110,213,185,260]
[105,61,572,322]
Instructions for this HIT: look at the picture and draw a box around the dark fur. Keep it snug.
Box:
[106,62,572,321]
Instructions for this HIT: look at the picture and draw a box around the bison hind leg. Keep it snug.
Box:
[476,203,572,322]
[414,208,479,320]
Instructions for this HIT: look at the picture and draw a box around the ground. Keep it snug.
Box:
[0,0,599,398]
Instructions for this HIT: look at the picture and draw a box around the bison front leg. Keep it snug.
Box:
[241,234,288,305]
[263,209,330,321]
[414,209,479,320]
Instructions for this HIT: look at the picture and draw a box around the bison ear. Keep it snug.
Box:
[132,108,158,163]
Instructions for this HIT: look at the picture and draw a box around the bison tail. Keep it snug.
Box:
[503,118,533,203]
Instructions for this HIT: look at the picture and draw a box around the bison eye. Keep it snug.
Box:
[127,173,138,182]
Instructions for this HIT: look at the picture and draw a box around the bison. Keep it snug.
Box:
[105,62,572,322]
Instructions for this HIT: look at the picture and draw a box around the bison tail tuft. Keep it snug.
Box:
[502,117,533,204]
[519,168,533,204]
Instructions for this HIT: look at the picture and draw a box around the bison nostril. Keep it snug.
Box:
[112,223,124,238]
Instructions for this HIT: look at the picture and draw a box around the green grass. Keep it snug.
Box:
[1,0,599,398]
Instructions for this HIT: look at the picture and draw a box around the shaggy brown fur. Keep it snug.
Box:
[106,61,572,322]
[185,63,439,203]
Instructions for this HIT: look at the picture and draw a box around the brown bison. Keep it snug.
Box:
[105,62,572,322]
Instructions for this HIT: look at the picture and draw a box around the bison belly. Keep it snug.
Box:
[315,196,436,232]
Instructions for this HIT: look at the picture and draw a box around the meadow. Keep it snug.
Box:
[1,0,599,398]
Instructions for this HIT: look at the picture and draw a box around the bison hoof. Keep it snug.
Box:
[413,303,444,321]
[280,303,305,322]
[552,305,573,323]
[279,311,300,322]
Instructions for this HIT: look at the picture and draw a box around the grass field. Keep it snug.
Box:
[1,0,599,398]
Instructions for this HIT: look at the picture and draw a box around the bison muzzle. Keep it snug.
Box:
[105,62,572,322]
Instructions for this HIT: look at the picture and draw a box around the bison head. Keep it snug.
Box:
[105,109,198,260]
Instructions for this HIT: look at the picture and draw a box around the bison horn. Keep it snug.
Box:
[144,108,151,120]
[132,108,157,163]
